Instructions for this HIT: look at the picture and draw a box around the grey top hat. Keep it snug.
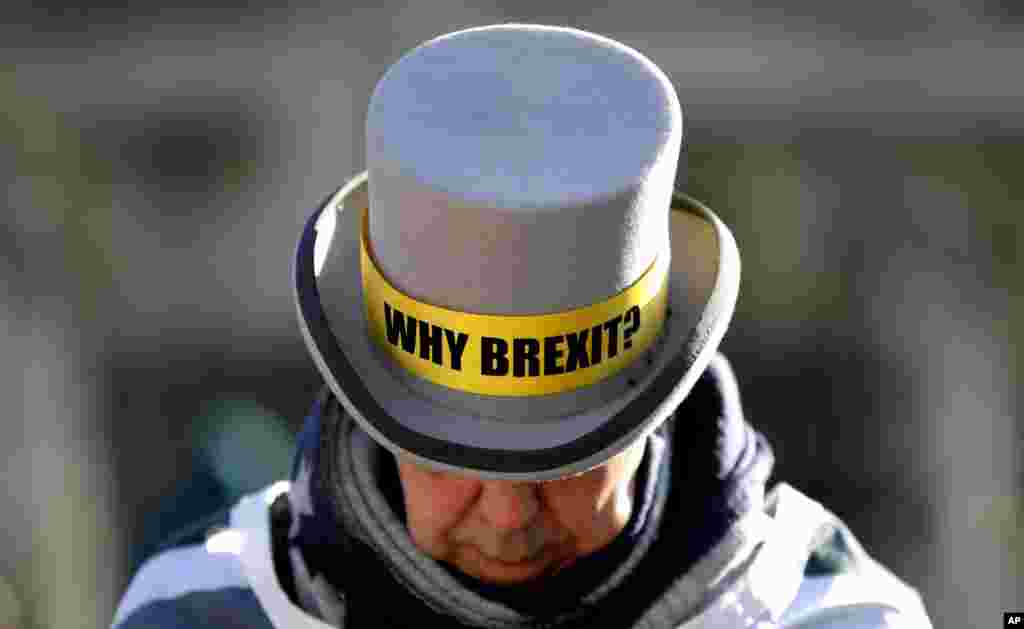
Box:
[293,24,740,481]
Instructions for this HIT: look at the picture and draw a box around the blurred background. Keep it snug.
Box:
[2,1,1021,627]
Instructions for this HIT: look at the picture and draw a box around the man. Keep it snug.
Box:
[112,24,933,628]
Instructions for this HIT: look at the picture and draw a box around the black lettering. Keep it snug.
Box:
[418,321,444,365]
[604,315,623,358]
[565,329,590,372]
[591,324,603,365]
[513,338,541,377]
[543,335,565,375]
[445,329,469,371]
[623,305,640,349]
[481,337,509,375]
[384,302,417,354]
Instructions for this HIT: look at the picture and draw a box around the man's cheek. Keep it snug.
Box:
[408,485,476,533]
[424,493,470,527]
[543,489,600,537]
[405,489,473,561]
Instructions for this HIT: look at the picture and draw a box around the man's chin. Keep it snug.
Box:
[454,545,564,585]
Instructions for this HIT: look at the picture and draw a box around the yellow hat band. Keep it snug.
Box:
[360,208,669,396]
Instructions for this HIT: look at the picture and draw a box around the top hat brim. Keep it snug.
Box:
[294,171,740,481]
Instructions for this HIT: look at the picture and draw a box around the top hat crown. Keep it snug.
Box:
[365,24,682,315]
[294,24,740,480]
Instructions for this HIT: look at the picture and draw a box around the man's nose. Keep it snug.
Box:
[476,481,541,531]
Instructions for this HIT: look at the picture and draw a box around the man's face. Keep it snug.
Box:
[395,438,646,585]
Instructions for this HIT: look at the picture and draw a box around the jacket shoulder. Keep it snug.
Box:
[114,585,275,629]
[778,488,932,628]
[111,535,273,628]
[111,497,275,629]
[112,482,333,629]
[783,568,932,628]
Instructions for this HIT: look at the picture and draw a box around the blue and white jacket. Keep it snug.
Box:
[112,355,932,628]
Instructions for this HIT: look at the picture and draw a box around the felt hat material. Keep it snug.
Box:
[292,25,740,480]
